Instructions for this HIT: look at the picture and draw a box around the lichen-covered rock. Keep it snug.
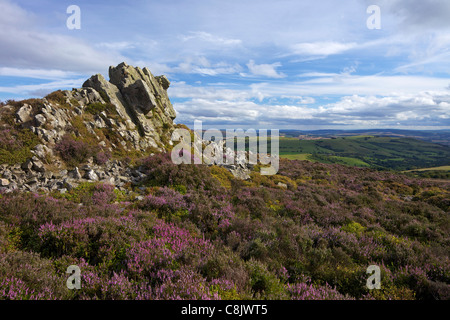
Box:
[80,62,177,152]
[16,104,33,123]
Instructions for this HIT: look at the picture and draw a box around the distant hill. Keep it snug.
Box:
[281,129,450,146]
[277,135,450,172]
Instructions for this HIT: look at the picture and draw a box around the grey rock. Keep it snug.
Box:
[34,114,47,126]
[63,179,78,190]
[30,157,46,172]
[32,144,53,160]
[122,79,157,115]
[21,159,34,172]
[68,167,82,180]
[2,169,12,180]
[277,182,288,189]
[84,170,99,181]
[101,177,115,185]
[16,104,33,123]
[0,178,10,186]
[156,75,170,90]
[228,166,251,180]
[58,170,68,178]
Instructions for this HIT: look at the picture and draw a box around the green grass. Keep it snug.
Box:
[326,156,371,167]
[205,134,449,172]
[275,136,450,171]
[404,165,450,172]
[279,153,312,161]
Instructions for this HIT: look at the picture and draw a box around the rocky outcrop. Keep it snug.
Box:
[82,62,176,150]
[0,62,181,193]
[0,62,256,195]
[9,62,177,154]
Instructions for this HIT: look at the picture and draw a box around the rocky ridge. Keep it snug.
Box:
[0,62,253,194]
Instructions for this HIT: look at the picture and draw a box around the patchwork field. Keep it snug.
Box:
[276,136,450,172]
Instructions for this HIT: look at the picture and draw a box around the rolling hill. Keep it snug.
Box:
[277,135,450,172]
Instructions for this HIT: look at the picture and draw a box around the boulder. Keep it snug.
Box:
[34,114,47,126]
[84,170,99,181]
[68,167,82,180]
[16,104,33,123]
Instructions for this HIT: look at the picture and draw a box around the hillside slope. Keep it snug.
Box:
[278,136,450,171]
[0,155,449,300]
[0,63,448,301]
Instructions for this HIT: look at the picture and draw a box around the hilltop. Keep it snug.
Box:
[0,62,180,193]
[0,63,448,301]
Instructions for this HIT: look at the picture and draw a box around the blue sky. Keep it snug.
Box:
[0,0,449,130]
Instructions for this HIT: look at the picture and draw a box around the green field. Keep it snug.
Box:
[403,165,450,179]
[223,134,450,172]
[404,165,450,172]
[276,136,450,171]
[279,153,312,161]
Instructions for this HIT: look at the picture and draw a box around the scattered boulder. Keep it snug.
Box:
[84,170,99,181]
[68,167,82,180]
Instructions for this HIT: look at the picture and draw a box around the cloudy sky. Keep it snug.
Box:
[1,0,449,130]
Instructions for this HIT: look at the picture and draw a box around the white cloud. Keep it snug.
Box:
[243,60,286,78]
[0,0,124,74]
[0,67,80,80]
[0,78,86,96]
[171,78,450,129]
[181,31,242,46]
[291,41,356,56]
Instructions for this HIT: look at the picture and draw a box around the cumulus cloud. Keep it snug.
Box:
[0,0,124,74]
[243,60,286,78]
[171,79,450,129]
[1,0,449,130]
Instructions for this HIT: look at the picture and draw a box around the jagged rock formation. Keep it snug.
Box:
[82,62,176,151]
[14,62,176,154]
[0,62,178,193]
[0,62,255,194]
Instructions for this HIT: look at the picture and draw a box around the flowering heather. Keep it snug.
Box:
[0,155,448,300]
[287,282,354,300]
[0,276,50,300]
[54,134,94,166]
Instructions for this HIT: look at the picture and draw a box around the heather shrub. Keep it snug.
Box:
[0,125,40,165]
[0,149,448,300]
[245,259,288,299]
[94,150,111,165]
[0,251,67,299]
[55,134,95,166]
[287,281,353,300]
[58,182,116,206]
[0,221,14,253]
[200,247,249,295]
[137,187,188,222]
[139,153,224,192]
[151,267,221,300]
[37,213,148,269]
[125,220,213,285]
